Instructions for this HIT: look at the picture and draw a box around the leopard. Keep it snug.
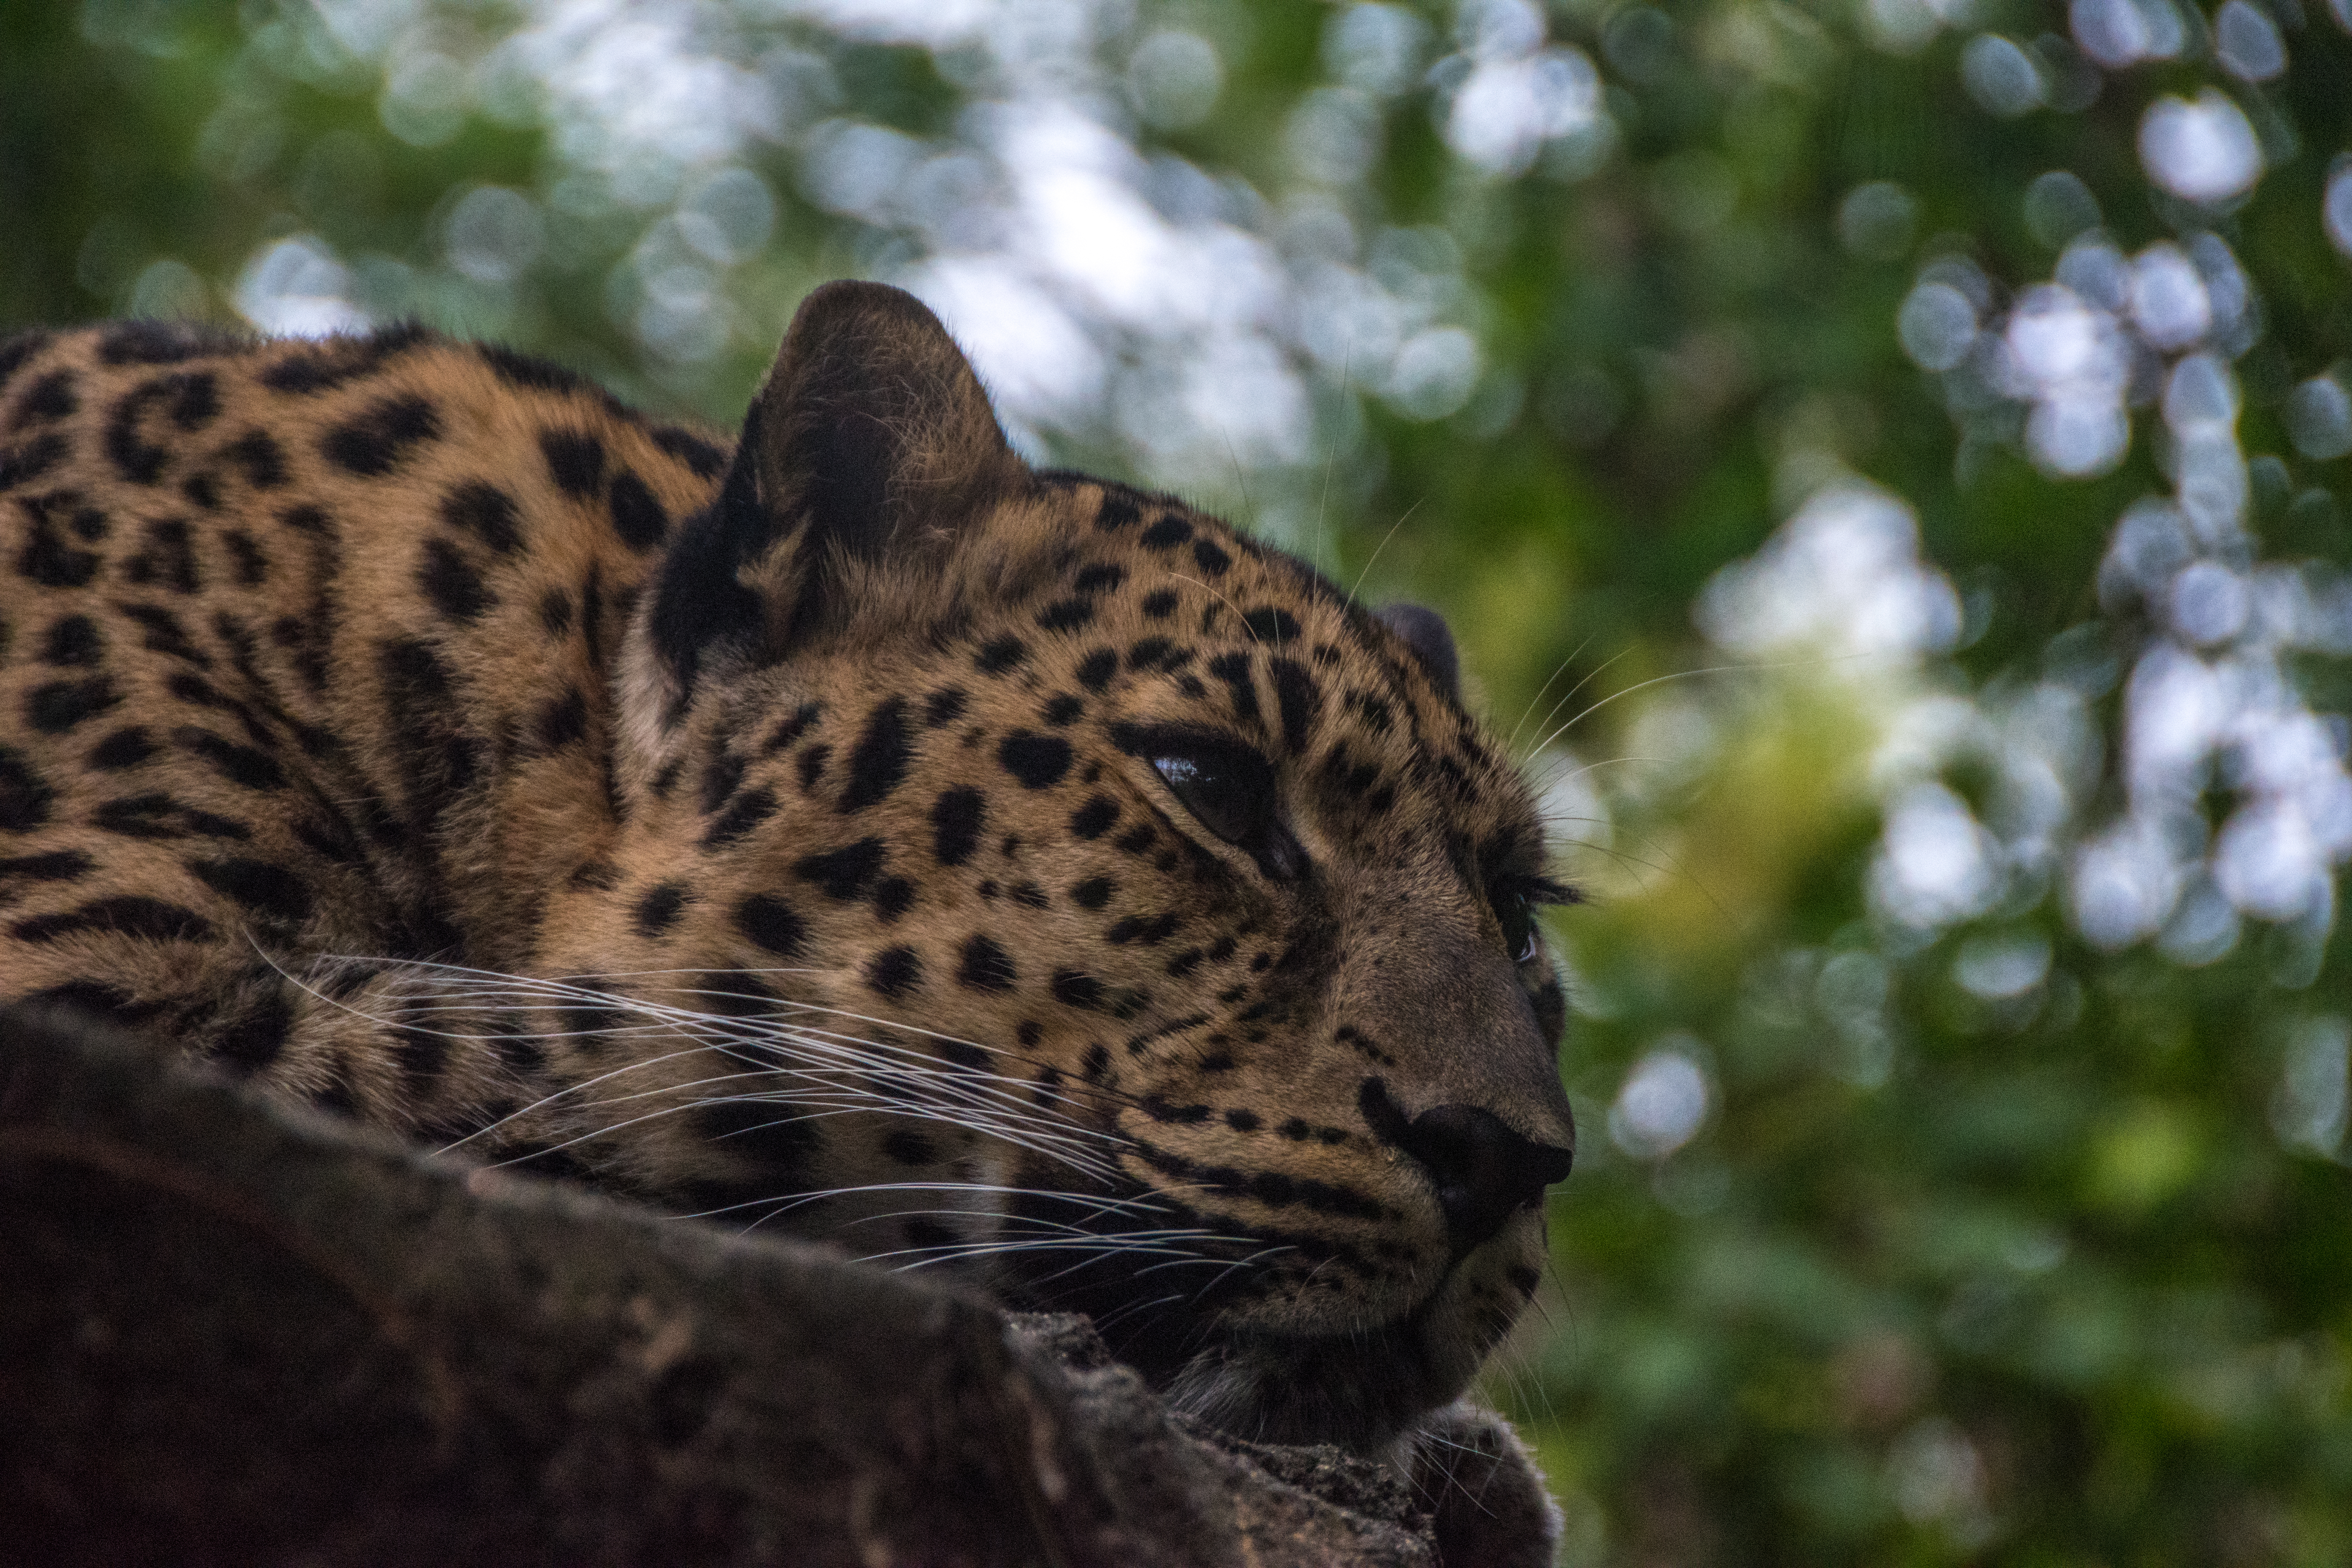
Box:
[0,280,1576,1451]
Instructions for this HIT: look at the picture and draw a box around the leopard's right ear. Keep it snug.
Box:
[637,281,1019,711]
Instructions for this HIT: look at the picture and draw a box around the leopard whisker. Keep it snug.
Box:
[304,957,1123,1169]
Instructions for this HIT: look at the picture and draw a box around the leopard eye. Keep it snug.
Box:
[1152,746,1272,846]
[1491,875,1573,965]
[1496,887,1539,965]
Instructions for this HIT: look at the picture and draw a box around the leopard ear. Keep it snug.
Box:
[1375,603,1463,704]
[644,281,1019,697]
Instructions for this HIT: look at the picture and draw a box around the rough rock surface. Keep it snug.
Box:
[0,1006,1560,1566]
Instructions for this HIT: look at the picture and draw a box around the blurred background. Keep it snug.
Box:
[5,0,2350,1559]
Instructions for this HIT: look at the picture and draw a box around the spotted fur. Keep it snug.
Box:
[0,287,1575,1447]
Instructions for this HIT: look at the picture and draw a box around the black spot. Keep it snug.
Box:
[764,701,822,753]
[188,857,312,926]
[1070,797,1119,840]
[41,615,102,667]
[1037,598,1093,632]
[164,670,227,710]
[998,731,1072,789]
[476,343,595,396]
[1243,607,1304,644]
[0,431,69,490]
[1270,658,1320,746]
[88,727,156,771]
[259,328,423,392]
[937,1038,991,1072]
[11,368,77,427]
[1009,882,1049,910]
[67,500,108,541]
[442,481,524,555]
[1140,589,1178,619]
[797,744,830,793]
[0,330,51,385]
[1052,970,1105,1011]
[920,688,968,730]
[1075,650,1118,693]
[418,536,494,623]
[884,1129,938,1166]
[795,837,886,901]
[700,750,746,815]
[736,893,809,956]
[1042,694,1083,726]
[181,470,220,510]
[1141,514,1194,549]
[573,861,622,891]
[867,945,924,999]
[322,394,441,476]
[634,881,691,938]
[931,787,985,867]
[103,372,218,485]
[0,849,93,886]
[607,468,668,551]
[702,786,779,849]
[1095,492,1140,531]
[223,529,268,586]
[1072,877,1114,909]
[538,588,573,636]
[15,493,100,586]
[168,371,219,428]
[0,747,54,829]
[122,517,201,594]
[540,430,605,498]
[1127,637,1176,672]
[958,934,1017,992]
[976,635,1028,675]
[1116,824,1157,855]
[100,320,245,366]
[652,424,728,478]
[26,676,118,733]
[1192,539,1232,576]
[1074,563,1126,594]
[873,877,915,922]
[214,991,294,1073]
[390,1025,449,1090]
[13,896,214,944]
[1165,948,1204,978]
[223,430,286,489]
[693,1101,816,1182]
[1107,913,1181,946]
[534,688,588,751]
[1207,652,1259,723]
[377,637,477,820]
[174,728,282,791]
[696,973,781,1020]
[838,697,912,814]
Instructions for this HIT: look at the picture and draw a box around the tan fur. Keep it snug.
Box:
[0,294,1573,1448]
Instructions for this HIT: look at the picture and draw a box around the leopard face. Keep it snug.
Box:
[0,283,1573,1449]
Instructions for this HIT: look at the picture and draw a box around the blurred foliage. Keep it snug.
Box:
[6,0,2351,1561]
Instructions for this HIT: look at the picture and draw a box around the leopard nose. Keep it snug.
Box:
[1396,1103,1574,1255]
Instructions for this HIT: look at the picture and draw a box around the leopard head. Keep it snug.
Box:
[574,281,1574,1448]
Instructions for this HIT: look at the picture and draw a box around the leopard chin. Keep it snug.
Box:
[1044,1214,1546,1450]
